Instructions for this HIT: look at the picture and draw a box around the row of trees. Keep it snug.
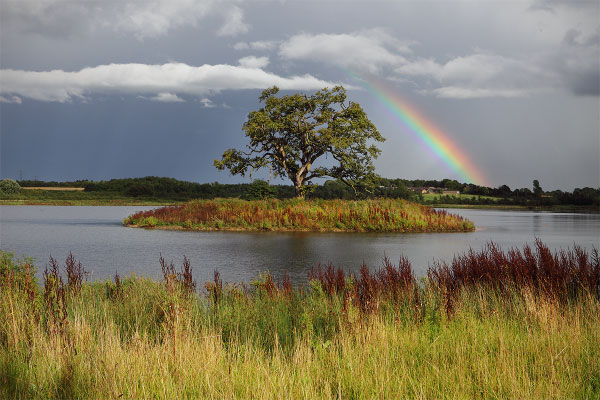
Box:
[8,88,598,208]
[11,176,598,207]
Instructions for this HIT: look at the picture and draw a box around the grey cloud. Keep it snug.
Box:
[278,31,552,98]
[279,30,410,73]
[216,5,250,37]
[397,53,553,98]
[425,87,530,99]
[554,29,600,96]
[1,0,247,40]
[233,40,279,51]
[0,62,341,103]
[277,25,598,99]
[530,0,598,12]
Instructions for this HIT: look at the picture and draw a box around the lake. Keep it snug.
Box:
[1,205,598,284]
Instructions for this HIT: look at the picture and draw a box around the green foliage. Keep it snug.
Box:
[18,179,90,188]
[4,176,598,208]
[242,180,276,200]
[214,86,385,197]
[0,179,20,194]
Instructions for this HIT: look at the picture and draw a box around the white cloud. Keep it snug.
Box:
[395,41,598,98]
[238,56,269,69]
[0,62,341,103]
[217,5,249,37]
[2,0,249,40]
[278,30,551,98]
[149,93,185,102]
[233,40,278,51]
[0,95,23,104]
[395,53,551,98]
[279,30,410,73]
[200,98,216,108]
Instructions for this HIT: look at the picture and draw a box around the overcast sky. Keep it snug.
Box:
[1,0,598,191]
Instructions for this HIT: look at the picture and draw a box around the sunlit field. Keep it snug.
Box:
[421,193,501,202]
[2,241,598,399]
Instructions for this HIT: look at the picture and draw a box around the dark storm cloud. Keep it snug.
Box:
[1,0,598,190]
[555,29,600,96]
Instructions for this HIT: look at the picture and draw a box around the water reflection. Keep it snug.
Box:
[1,206,598,285]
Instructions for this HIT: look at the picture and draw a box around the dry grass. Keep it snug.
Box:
[1,242,598,399]
[124,198,475,232]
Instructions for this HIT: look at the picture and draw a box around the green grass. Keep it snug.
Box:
[1,249,598,399]
[421,193,501,202]
[124,198,475,232]
[0,189,185,206]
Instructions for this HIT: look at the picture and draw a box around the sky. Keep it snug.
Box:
[1,0,598,191]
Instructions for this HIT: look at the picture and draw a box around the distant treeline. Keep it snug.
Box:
[15,176,599,207]
[17,179,92,188]
[16,177,412,201]
[414,178,600,208]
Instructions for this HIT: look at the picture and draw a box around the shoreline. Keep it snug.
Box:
[123,223,476,233]
[122,198,476,233]
[2,198,598,213]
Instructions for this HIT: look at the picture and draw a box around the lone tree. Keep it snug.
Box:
[214,86,385,198]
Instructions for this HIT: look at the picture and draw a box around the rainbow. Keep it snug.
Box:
[346,71,488,186]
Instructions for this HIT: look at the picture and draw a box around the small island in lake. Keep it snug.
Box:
[123,198,475,232]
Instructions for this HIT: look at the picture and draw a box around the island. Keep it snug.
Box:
[123,198,475,232]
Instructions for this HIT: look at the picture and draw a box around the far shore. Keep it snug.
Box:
[2,198,598,213]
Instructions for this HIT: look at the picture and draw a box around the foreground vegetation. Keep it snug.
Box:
[1,241,598,398]
[124,198,474,232]
[2,177,597,210]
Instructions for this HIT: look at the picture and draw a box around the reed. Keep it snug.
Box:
[1,241,598,398]
[123,198,475,232]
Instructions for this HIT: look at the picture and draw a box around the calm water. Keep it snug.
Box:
[1,206,598,284]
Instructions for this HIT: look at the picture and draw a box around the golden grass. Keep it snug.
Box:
[1,245,598,399]
[2,286,597,399]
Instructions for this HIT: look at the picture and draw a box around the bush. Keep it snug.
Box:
[0,179,20,195]
[242,180,276,200]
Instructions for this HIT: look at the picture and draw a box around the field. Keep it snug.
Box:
[421,193,501,202]
[0,189,183,206]
[124,198,475,232]
[1,241,598,398]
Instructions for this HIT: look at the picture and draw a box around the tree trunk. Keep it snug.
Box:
[294,178,304,199]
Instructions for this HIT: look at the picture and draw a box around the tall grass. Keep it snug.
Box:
[124,198,475,232]
[1,241,598,398]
